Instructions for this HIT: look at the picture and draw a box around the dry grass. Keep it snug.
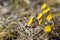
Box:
[0,0,60,40]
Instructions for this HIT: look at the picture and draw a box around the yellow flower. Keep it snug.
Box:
[41,3,47,9]
[46,14,53,21]
[36,13,43,20]
[38,19,43,25]
[44,25,51,33]
[28,17,33,26]
[43,8,50,14]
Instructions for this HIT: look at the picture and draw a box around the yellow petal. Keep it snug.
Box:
[43,8,50,14]
[46,14,53,21]
[41,3,47,9]
[28,17,33,26]
[38,19,43,25]
[36,13,43,20]
[44,25,51,33]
